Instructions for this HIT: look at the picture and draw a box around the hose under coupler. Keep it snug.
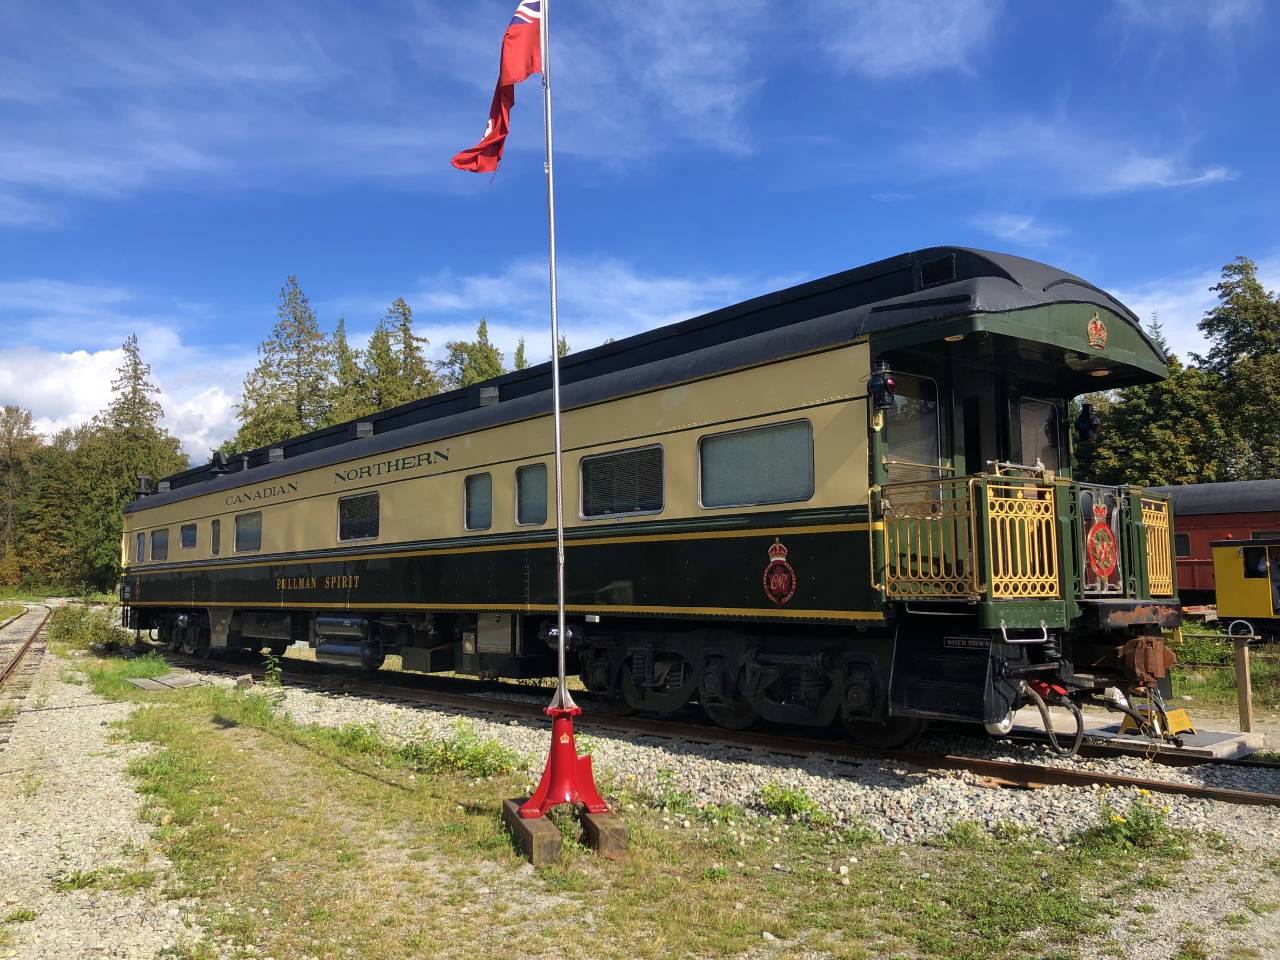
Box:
[1022,680,1084,758]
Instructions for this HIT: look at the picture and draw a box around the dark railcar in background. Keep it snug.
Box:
[1147,480,1280,602]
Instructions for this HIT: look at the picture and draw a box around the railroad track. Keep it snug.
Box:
[155,646,1280,810]
[0,605,52,753]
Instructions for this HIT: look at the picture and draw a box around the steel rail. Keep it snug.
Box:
[160,649,1280,809]
[0,606,51,687]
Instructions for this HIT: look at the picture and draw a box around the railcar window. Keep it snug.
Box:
[1174,533,1191,558]
[338,492,380,541]
[180,523,197,549]
[465,473,492,531]
[1252,530,1280,540]
[150,528,169,562]
[1243,546,1268,578]
[516,464,548,525]
[581,445,663,518]
[882,373,941,481]
[700,420,814,508]
[235,512,262,552]
[1018,399,1061,471]
[134,532,145,563]
[211,519,220,555]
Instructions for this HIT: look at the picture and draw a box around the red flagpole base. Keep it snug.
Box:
[519,705,609,818]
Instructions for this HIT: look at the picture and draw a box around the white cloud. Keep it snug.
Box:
[813,0,1000,79]
[911,117,1234,195]
[1112,0,1262,34]
[406,256,792,361]
[0,278,251,460]
[1108,253,1280,361]
[970,213,1065,248]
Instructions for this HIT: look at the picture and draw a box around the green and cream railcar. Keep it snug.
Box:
[121,247,1180,741]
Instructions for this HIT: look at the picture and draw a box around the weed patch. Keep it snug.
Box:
[46,602,132,653]
[759,781,820,819]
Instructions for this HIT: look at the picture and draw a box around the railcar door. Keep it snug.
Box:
[880,372,945,482]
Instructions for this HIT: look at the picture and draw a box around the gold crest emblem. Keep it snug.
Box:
[1087,313,1108,350]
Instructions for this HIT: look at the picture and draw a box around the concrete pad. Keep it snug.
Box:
[151,672,200,689]
[580,811,628,859]
[123,678,166,690]
[501,798,562,867]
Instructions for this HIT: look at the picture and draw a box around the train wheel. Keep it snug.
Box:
[841,716,927,749]
[702,694,758,730]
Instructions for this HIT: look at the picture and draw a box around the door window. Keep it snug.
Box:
[882,373,941,482]
[1018,399,1060,471]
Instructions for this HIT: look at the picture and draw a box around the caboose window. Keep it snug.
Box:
[338,493,379,541]
[1174,533,1191,558]
[516,464,548,525]
[465,473,492,531]
[150,528,169,562]
[580,445,663,518]
[1243,546,1268,578]
[235,512,262,552]
[180,523,197,549]
[700,420,814,508]
[134,532,145,563]
[1018,399,1061,471]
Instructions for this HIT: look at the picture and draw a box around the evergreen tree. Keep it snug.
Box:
[76,337,187,588]
[327,317,373,423]
[0,405,38,560]
[438,318,507,388]
[233,276,333,449]
[1193,257,1280,479]
[14,428,85,587]
[558,333,570,358]
[360,300,442,411]
[513,338,529,370]
[1077,355,1230,486]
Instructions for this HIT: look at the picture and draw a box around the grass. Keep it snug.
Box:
[46,602,133,654]
[0,602,23,622]
[1169,627,1280,711]
[2,909,36,924]
[0,585,113,603]
[51,867,156,893]
[59,645,1230,960]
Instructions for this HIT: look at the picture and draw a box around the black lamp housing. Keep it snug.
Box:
[868,361,897,412]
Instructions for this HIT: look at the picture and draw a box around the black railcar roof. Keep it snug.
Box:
[1147,480,1280,517]
[130,246,1152,514]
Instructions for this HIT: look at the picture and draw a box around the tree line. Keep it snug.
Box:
[228,276,566,451]
[0,258,1275,592]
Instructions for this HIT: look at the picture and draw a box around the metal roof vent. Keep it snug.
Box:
[157,480,171,493]
[353,421,374,439]
[919,253,957,289]
[479,386,500,407]
[210,451,230,474]
[268,446,284,463]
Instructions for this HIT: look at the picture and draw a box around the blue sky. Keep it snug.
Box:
[1,0,1277,458]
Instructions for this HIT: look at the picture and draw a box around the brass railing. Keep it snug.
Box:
[877,475,1059,601]
[878,478,980,598]
[1141,497,1174,597]
[985,482,1059,599]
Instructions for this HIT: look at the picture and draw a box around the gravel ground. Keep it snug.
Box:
[0,653,205,959]
[259,678,1280,850]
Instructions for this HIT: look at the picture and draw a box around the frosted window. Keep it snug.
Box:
[701,421,814,508]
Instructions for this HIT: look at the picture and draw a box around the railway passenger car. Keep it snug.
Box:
[120,247,1181,744]
[1146,480,1280,602]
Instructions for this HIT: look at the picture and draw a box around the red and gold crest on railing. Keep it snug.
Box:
[1086,502,1118,578]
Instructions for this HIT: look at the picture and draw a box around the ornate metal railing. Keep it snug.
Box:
[876,475,1059,601]
[1141,497,1174,597]
[985,482,1058,599]
[878,478,980,598]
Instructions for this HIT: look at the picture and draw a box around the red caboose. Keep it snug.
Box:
[1147,480,1280,602]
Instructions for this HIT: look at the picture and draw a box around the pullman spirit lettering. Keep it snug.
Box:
[277,575,362,591]
[226,480,299,506]
[333,448,449,485]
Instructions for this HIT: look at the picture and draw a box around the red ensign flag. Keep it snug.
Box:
[451,1,543,173]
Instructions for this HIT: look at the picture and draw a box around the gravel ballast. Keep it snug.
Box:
[0,655,204,959]
[265,679,1280,850]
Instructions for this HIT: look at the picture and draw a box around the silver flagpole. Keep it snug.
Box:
[540,0,575,712]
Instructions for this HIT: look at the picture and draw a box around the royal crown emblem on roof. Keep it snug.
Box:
[1087,313,1108,350]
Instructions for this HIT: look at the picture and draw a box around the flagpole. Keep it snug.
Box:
[540,0,574,713]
